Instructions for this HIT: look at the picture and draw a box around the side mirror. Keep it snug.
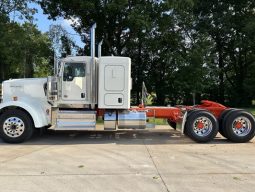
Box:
[63,74,74,81]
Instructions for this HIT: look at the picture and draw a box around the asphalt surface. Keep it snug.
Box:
[0,126,255,192]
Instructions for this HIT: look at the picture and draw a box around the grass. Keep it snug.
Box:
[246,108,255,116]
[97,117,168,125]
[147,118,168,125]
[96,117,104,124]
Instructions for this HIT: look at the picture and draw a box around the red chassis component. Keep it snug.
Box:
[133,100,227,122]
[190,100,227,118]
[97,100,227,123]
[132,106,183,122]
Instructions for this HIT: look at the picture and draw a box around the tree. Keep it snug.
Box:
[193,0,255,106]
[48,24,78,58]
[0,0,37,21]
[1,22,53,78]
[0,0,53,80]
[0,0,53,82]
[39,0,255,106]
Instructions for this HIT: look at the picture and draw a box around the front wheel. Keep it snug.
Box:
[185,110,218,143]
[0,109,34,143]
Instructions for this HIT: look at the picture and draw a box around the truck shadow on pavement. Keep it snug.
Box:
[0,129,242,145]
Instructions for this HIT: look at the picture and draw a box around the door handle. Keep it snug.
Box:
[81,93,86,98]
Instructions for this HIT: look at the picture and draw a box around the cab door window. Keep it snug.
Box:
[63,63,85,81]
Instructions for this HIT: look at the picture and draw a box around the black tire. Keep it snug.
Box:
[0,109,34,143]
[167,119,176,129]
[221,109,244,139]
[218,108,235,138]
[187,108,207,118]
[185,110,219,143]
[223,110,255,143]
[167,109,206,130]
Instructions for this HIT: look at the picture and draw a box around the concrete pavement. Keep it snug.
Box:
[0,126,254,192]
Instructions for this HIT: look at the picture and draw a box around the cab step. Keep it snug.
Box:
[53,110,96,130]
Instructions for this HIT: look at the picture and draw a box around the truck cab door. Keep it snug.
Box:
[62,62,86,101]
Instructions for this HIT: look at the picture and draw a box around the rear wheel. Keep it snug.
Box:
[187,108,207,118]
[0,109,34,143]
[223,111,255,143]
[185,110,218,143]
[218,108,236,138]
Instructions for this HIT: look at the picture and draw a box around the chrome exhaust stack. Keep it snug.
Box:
[90,23,97,108]
[90,23,97,59]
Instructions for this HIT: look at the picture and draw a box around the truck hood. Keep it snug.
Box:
[3,78,47,84]
[2,78,47,102]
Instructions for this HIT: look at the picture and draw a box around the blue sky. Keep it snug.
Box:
[26,3,84,48]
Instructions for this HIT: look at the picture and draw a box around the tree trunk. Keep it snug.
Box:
[0,61,4,82]
[155,83,166,105]
[235,49,249,106]
[217,41,225,104]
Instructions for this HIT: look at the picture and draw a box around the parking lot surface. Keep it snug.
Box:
[0,126,255,192]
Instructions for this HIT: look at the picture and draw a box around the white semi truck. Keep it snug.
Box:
[0,24,254,143]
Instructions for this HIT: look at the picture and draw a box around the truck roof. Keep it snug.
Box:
[61,56,92,63]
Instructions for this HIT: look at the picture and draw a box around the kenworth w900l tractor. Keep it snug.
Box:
[0,24,254,143]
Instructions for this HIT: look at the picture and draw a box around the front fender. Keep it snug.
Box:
[0,100,49,128]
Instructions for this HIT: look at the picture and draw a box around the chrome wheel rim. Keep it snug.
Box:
[232,116,251,137]
[193,116,213,137]
[3,117,25,138]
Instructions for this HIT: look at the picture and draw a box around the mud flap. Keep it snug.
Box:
[176,111,188,134]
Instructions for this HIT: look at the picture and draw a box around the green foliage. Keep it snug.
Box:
[0,22,53,80]
[0,0,37,21]
[245,108,255,116]
[1,0,255,107]
[38,0,255,107]
[48,24,78,58]
[192,0,255,106]
[0,0,53,81]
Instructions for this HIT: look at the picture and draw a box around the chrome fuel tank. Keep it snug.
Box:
[118,111,146,129]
